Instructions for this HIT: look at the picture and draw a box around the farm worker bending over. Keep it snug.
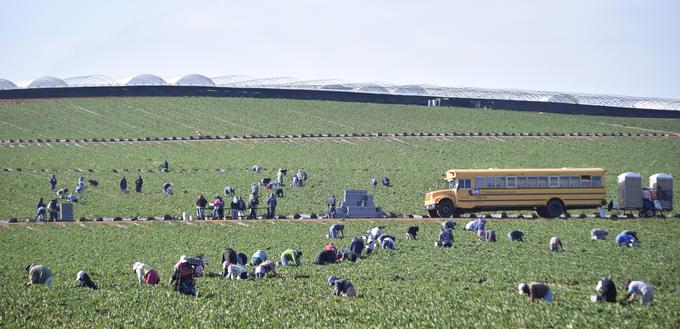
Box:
[251,250,268,266]
[367,226,382,239]
[76,271,98,289]
[436,228,453,247]
[120,176,127,192]
[132,262,160,285]
[378,234,396,250]
[623,280,654,305]
[236,252,248,266]
[255,261,276,278]
[349,237,364,258]
[364,235,376,255]
[591,229,609,240]
[518,282,553,302]
[616,231,639,248]
[508,230,524,242]
[485,230,497,242]
[591,277,616,303]
[442,221,456,230]
[327,223,345,239]
[225,263,248,280]
[406,226,419,240]
[549,236,564,252]
[476,218,487,241]
[26,264,53,287]
[169,256,197,296]
[465,219,483,232]
[280,249,303,266]
[222,248,237,266]
[328,276,356,298]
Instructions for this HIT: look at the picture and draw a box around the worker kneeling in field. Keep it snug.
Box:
[170,256,198,296]
[623,280,653,305]
[590,277,616,303]
[507,230,524,242]
[549,236,564,252]
[328,276,356,298]
[435,227,453,248]
[406,226,419,240]
[251,249,268,266]
[616,231,640,248]
[133,262,160,285]
[280,249,303,266]
[378,234,396,250]
[75,271,98,289]
[518,282,553,302]
[255,261,277,278]
[26,264,53,287]
[327,223,345,239]
[591,229,609,240]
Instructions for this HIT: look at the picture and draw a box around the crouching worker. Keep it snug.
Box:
[508,230,524,242]
[327,223,345,239]
[378,234,396,250]
[406,226,419,240]
[435,228,453,248]
[485,230,496,242]
[251,249,268,266]
[591,229,609,240]
[590,277,616,303]
[349,237,364,258]
[76,271,98,289]
[314,247,338,265]
[328,276,356,298]
[225,263,248,280]
[518,282,553,302]
[170,257,197,296]
[132,262,160,285]
[26,264,53,287]
[623,280,653,305]
[280,249,303,266]
[255,261,276,278]
[616,231,639,248]
[442,221,456,231]
[549,236,564,252]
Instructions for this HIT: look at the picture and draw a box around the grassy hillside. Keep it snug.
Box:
[0,97,679,140]
[0,137,677,219]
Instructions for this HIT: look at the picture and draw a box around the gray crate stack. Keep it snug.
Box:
[335,189,383,218]
[59,203,74,221]
[618,172,642,209]
[650,173,673,210]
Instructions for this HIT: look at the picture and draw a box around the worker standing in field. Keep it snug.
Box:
[370,177,378,188]
[328,276,356,298]
[237,196,246,220]
[35,197,46,221]
[47,199,59,222]
[277,169,285,185]
[135,176,143,193]
[195,194,207,220]
[212,195,224,219]
[26,264,53,287]
[518,282,553,302]
[327,195,337,218]
[280,249,303,266]
[623,280,654,305]
[267,193,277,219]
[120,176,127,193]
[132,262,160,285]
[49,175,58,191]
[248,193,258,219]
[229,196,239,220]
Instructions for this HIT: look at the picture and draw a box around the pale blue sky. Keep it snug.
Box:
[1,0,678,98]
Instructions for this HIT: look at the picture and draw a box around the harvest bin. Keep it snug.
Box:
[649,173,674,210]
[618,172,642,209]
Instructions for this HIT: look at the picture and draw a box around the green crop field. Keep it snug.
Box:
[1,97,680,140]
[1,219,679,328]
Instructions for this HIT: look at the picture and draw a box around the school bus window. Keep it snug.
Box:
[569,176,580,187]
[485,176,495,188]
[517,176,527,188]
[458,179,471,189]
[581,176,591,187]
[538,176,548,188]
[506,176,517,188]
[592,176,602,187]
[475,177,484,189]
[559,176,569,188]
[495,176,506,188]
[528,176,538,188]
[549,176,559,188]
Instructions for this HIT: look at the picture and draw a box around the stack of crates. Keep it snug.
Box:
[618,172,642,209]
[649,173,673,210]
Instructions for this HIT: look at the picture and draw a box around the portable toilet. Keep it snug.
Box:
[618,172,642,209]
[649,173,673,210]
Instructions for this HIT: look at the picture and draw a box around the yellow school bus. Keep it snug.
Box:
[424,168,607,218]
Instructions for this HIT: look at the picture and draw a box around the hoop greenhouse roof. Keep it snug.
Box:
[1,74,678,111]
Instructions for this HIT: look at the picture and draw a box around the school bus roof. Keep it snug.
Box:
[445,168,606,178]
